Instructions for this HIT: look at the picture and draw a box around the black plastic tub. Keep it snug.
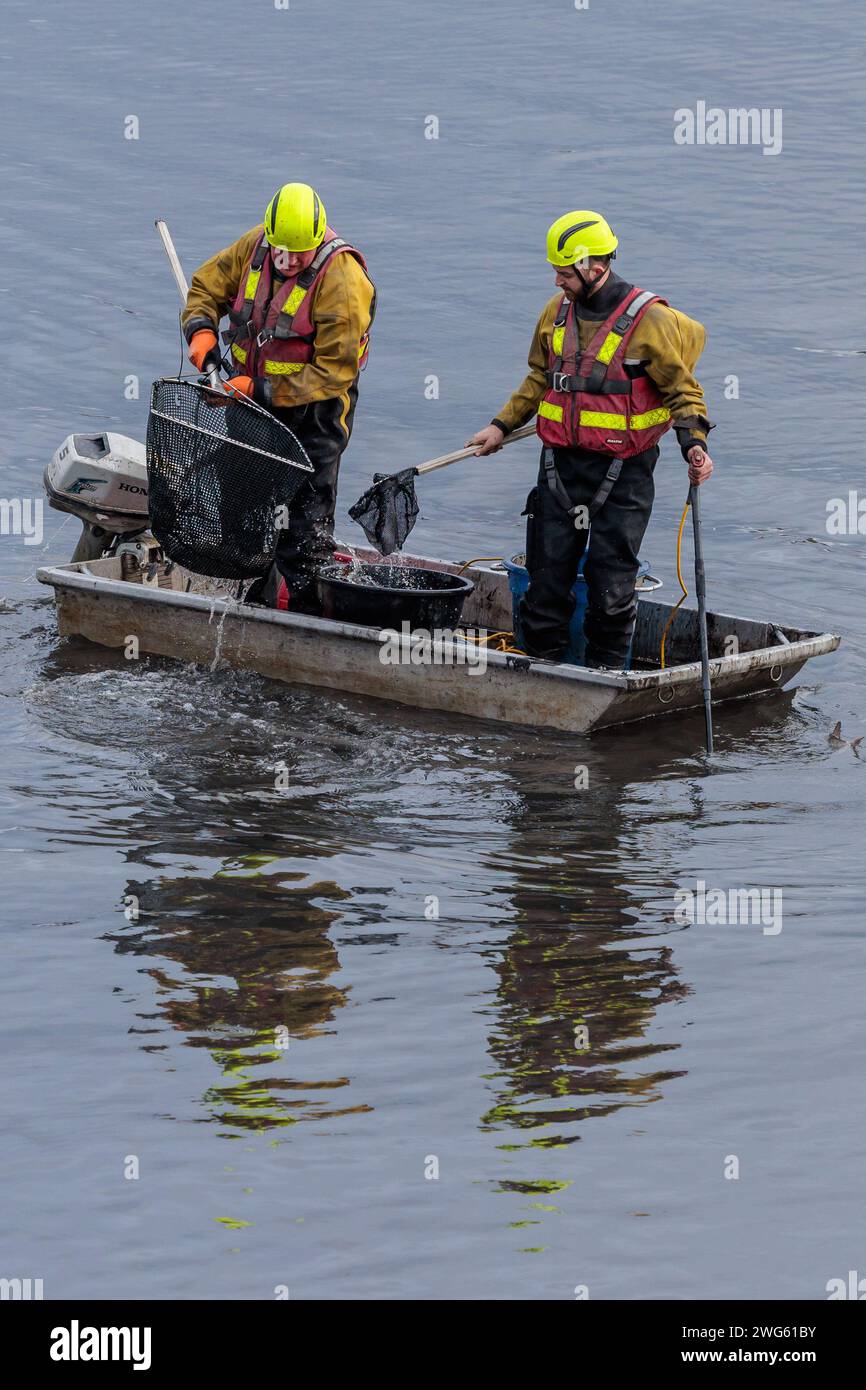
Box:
[316,562,474,630]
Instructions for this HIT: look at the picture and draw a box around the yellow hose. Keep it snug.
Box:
[660,499,691,669]
[455,627,526,655]
[454,558,525,650]
[456,556,503,575]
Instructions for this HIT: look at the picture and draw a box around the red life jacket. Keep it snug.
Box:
[537,286,672,457]
[224,228,374,381]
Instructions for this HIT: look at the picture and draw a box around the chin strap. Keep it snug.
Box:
[575,266,612,300]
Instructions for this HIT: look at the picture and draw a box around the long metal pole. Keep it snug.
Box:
[154,219,222,391]
[690,483,714,753]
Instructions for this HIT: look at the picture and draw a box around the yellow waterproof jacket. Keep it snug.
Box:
[494,283,712,454]
[182,226,375,414]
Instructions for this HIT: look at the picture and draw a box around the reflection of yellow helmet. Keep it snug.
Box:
[546,211,618,266]
[264,183,326,252]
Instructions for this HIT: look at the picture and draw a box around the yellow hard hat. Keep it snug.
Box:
[546,211,618,266]
[264,182,326,252]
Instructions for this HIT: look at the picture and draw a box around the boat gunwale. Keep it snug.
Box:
[35,558,841,691]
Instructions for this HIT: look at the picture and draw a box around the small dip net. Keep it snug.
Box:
[348,467,420,556]
[146,378,314,578]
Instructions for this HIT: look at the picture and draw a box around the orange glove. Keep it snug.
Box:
[224,375,254,398]
[188,329,219,373]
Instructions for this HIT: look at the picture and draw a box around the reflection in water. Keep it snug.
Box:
[29,645,809,1168]
[478,748,690,1164]
[483,920,687,1141]
[31,643,705,1155]
[110,857,368,1132]
[22,622,847,1284]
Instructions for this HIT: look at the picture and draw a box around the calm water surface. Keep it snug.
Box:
[1,0,864,1298]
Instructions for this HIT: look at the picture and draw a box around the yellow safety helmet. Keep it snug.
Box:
[546,211,618,267]
[264,182,327,252]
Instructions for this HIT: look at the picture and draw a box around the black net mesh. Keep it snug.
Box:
[146,378,313,578]
[348,468,420,556]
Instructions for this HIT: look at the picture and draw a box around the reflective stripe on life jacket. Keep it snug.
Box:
[223,228,374,380]
[537,286,672,457]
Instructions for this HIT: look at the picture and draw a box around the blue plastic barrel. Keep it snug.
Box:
[502,552,650,668]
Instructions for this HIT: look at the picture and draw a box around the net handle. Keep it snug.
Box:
[417,421,536,475]
[155,218,223,392]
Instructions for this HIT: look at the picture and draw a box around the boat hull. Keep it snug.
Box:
[37,552,840,735]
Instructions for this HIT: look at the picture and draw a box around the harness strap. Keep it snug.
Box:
[550,297,569,374]
[230,239,269,325]
[581,289,658,391]
[585,457,624,518]
[542,447,624,526]
[271,237,348,341]
[545,364,648,394]
[224,238,270,341]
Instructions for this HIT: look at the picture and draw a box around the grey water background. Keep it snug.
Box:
[1,0,864,1300]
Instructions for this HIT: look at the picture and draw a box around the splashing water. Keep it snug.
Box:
[209,597,236,671]
[330,540,420,589]
[333,542,367,579]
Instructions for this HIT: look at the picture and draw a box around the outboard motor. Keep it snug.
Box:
[44,432,152,562]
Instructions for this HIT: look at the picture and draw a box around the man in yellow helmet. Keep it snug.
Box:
[181,182,376,608]
[469,211,713,667]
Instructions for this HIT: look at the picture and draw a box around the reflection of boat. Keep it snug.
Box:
[38,546,839,735]
[39,430,839,735]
